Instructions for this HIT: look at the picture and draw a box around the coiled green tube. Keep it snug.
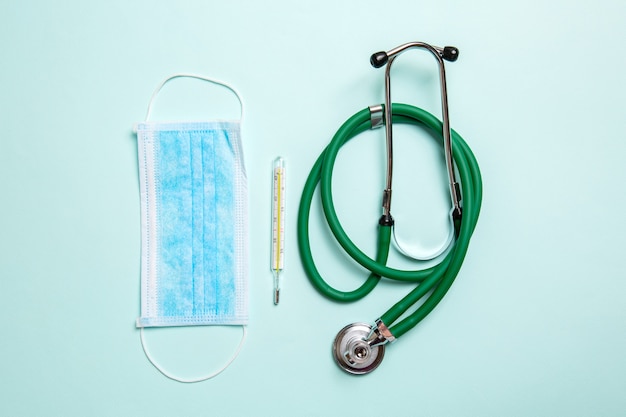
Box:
[297,103,482,338]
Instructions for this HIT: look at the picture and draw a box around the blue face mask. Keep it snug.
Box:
[134,74,248,382]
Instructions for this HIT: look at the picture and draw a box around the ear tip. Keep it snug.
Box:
[370,51,389,68]
[442,46,459,62]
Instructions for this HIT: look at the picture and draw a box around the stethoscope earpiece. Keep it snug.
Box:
[442,46,459,62]
[370,51,389,68]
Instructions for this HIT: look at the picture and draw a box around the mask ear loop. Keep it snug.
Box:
[140,327,247,383]
[144,73,244,122]
[138,73,247,382]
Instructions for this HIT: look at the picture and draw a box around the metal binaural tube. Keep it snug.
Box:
[374,41,462,219]
[382,55,395,218]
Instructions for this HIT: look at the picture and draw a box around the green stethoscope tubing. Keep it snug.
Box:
[297,103,482,339]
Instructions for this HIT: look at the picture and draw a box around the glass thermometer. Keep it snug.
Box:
[271,157,286,305]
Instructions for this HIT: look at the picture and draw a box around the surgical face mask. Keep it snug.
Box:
[134,74,248,382]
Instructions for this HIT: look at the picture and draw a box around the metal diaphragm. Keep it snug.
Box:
[332,323,385,375]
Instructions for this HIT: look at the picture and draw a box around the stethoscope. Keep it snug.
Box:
[297,41,483,374]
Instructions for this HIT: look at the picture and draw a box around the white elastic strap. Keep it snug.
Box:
[391,208,456,260]
[144,73,244,122]
[140,326,247,383]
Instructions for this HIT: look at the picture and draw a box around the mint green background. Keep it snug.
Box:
[1,1,625,416]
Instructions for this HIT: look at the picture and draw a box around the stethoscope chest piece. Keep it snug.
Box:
[332,323,385,375]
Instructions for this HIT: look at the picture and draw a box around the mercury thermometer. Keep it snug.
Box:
[271,157,286,305]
